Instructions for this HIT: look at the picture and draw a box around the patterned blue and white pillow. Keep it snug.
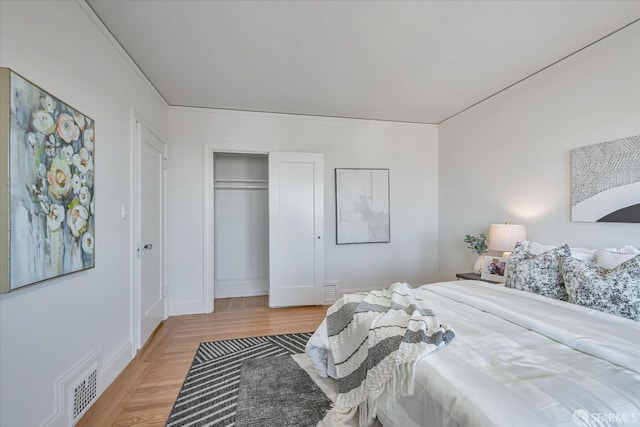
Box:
[504,242,571,300]
[560,255,640,321]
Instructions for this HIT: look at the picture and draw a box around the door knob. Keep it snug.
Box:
[143,243,153,250]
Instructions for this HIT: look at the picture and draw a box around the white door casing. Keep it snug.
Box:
[268,152,324,307]
[135,122,166,349]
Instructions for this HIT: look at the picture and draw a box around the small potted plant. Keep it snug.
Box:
[464,234,488,274]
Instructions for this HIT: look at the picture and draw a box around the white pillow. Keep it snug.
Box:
[570,247,616,262]
[524,241,557,255]
[523,241,615,262]
[596,250,638,270]
[618,245,640,255]
[569,248,598,262]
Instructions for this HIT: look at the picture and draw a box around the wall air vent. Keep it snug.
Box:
[324,281,339,304]
[71,367,98,422]
[54,347,102,426]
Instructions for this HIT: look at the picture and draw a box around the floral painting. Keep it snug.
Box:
[1,69,94,291]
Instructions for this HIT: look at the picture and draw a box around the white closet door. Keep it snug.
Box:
[268,152,324,307]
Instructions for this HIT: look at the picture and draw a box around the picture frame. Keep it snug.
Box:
[481,256,508,282]
[570,135,640,223]
[0,68,95,293]
[335,168,390,244]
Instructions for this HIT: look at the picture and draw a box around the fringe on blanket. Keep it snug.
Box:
[324,361,419,427]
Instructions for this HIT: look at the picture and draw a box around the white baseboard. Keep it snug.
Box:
[215,278,268,298]
[41,411,65,427]
[170,299,207,316]
[98,341,133,395]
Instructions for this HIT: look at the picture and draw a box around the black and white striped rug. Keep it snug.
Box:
[166,332,313,427]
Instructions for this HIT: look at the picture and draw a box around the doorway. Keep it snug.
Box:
[213,153,269,299]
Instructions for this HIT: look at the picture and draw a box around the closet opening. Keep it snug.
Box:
[213,152,269,305]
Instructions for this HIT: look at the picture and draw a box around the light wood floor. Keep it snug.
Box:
[77,296,329,427]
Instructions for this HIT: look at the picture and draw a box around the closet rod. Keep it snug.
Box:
[214,178,268,183]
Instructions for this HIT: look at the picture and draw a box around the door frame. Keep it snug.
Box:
[130,109,168,352]
[202,142,274,313]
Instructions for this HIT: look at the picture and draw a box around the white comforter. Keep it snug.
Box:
[307,281,640,427]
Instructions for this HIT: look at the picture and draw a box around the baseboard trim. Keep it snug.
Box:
[98,341,133,395]
[41,411,65,427]
[170,300,207,316]
[215,278,268,299]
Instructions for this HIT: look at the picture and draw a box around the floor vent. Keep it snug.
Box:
[324,281,338,304]
[71,367,97,421]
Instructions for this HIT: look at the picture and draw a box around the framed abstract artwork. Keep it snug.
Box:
[571,135,640,223]
[335,168,390,244]
[0,68,95,292]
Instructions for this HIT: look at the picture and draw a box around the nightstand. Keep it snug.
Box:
[455,272,502,284]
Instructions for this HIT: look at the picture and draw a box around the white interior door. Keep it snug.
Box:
[268,152,324,307]
[139,124,165,347]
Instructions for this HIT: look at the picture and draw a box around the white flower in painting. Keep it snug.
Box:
[47,204,65,231]
[33,110,56,135]
[83,128,94,152]
[41,96,57,113]
[67,204,89,238]
[72,148,93,174]
[79,186,91,206]
[61,145,74,165]
[27,132,37,148]
[73,112,86,130]
[71,174,81,193]
[80,171,93,187]
[44,134,59,157]
[37,163,47,178]
[90,197,95,215]
[47,158,72,200]
[28,132,45,149]
[82,232,94,254]
[31,179,47,205]
[56,113,80,143]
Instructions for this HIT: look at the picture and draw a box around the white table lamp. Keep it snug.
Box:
[488,223,526,257]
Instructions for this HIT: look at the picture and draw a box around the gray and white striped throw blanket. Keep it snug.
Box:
[325,282,455,426]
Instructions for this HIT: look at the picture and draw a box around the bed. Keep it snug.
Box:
[306,280,640,426]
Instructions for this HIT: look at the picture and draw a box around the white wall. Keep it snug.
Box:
[438,22,640,280]
[0,2,168,426]
[167,108,439,313]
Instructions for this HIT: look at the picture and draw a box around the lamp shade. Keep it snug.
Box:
[488,223,526,252]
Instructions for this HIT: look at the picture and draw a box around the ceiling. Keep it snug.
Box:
[87,1,640,124]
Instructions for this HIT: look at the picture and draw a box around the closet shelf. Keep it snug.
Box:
[214,178,268,190]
